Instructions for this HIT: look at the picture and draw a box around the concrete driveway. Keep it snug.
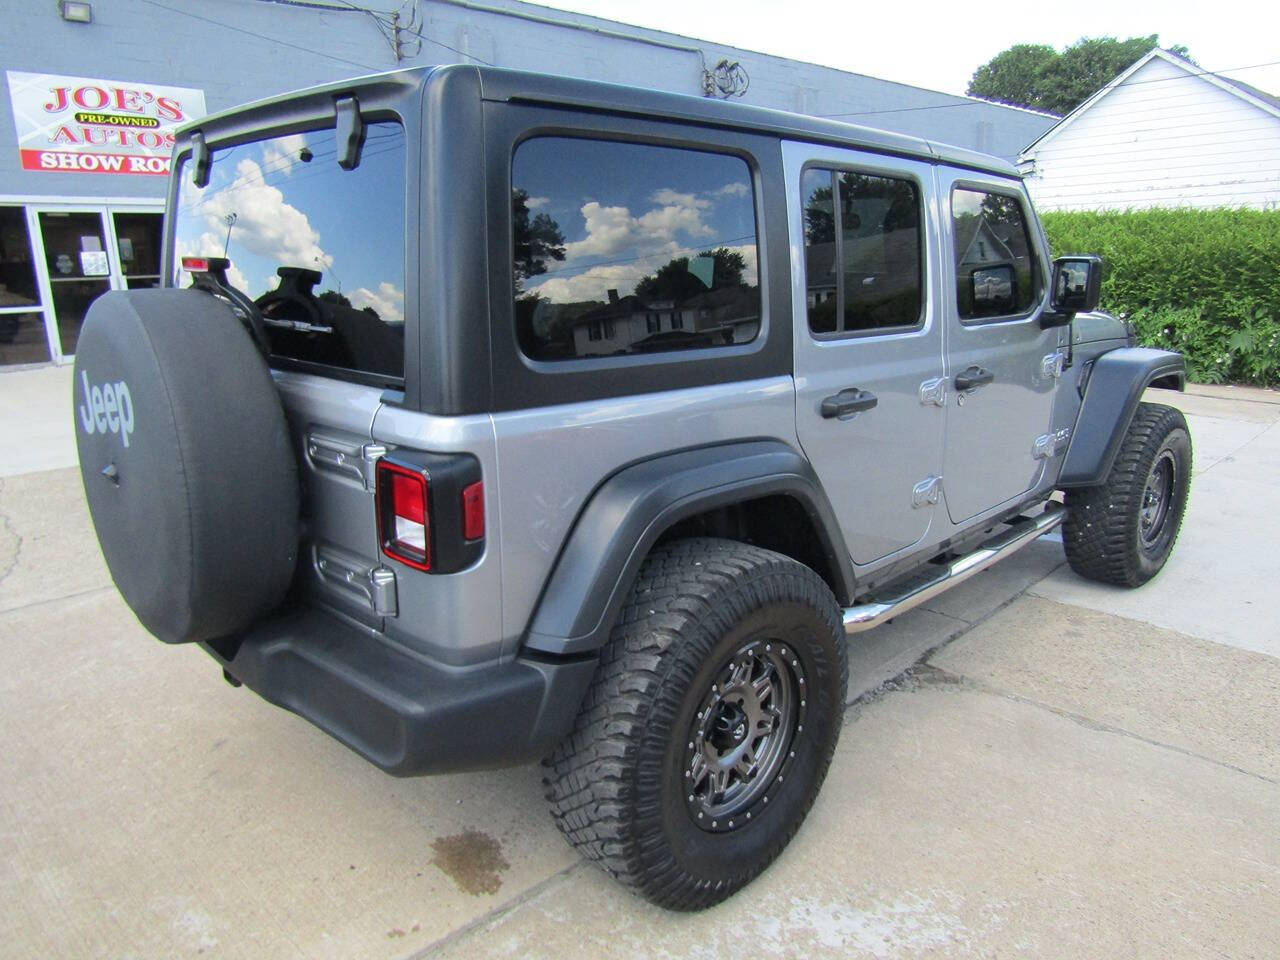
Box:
[2,371,1277,959]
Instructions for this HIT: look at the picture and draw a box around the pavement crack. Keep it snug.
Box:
[0,585,114,617]
[1194,417,1280,478]
[933,667,1279,788]
[0,485,23,588]
[400,860,586,960]
[845,555,1067,714]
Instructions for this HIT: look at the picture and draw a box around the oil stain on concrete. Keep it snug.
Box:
[430,829,510,896]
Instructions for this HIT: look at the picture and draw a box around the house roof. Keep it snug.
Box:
[1217,75,1280,113]
[1020,48,1280,159]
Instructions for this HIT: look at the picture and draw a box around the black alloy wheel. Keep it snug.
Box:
[544,537,848,910]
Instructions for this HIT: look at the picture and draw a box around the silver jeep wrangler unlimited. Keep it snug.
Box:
[74,66,1190,910]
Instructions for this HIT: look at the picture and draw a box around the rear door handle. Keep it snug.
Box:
[820,388,878,419]
[954,366,994,391]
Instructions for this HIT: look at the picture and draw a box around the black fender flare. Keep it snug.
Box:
[522,440,856,657]
[1058,347,1186,488]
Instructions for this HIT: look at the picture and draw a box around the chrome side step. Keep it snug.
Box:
[842,503,1065,634]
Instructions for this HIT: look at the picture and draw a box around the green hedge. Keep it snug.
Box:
[1039,208,1280,385]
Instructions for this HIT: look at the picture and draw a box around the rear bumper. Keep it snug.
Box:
[202,607,598,776]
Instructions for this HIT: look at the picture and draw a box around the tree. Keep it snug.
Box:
[803,184,835,245]
[635,248,747,302]
[967,44,1058,112]
[511,188,566,292]
[967,36,1192,115]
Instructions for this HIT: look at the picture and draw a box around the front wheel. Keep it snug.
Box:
[543,538,847,910]
[1063,401,1192,587]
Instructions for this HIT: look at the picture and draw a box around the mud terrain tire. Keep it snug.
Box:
[544,538,847,910]
[1063,401,1191,587]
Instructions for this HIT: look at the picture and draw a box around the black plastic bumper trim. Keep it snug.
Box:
[203,607,597,776]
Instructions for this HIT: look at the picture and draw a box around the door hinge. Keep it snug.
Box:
[919,376,946,407]
[1041,351,1067,381]
[361,443,387,492]
[1033,427,1071,460]
[306,431,388,493]
[912,475,943,508]
[313,543,399,617]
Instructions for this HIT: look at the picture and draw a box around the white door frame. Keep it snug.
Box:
[16,197,164,364]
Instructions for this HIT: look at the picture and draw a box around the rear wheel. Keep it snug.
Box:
[1063,401,1191,587]
[543,538,847,910]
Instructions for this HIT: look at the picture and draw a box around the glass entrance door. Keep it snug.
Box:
[0,205,51,366]
[35,209,113,359]
[23,204,164,362]
[112,211,163,289]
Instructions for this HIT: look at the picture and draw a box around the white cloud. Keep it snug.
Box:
[525,195,550,209]
[348,281,404,325]
[650,188,710,209]
[174,234,251,294]
[563,202,638,261]
[197,157,331,274]
[562,192,713,263]
[638,204,713,241]
[260,134,309,176]
[714,181,750,198]
[527,262,651,304]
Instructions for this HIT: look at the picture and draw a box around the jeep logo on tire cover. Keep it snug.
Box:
[78,371,135,448]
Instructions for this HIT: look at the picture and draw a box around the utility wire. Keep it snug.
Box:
[393,17,495,65]
[818,59,1280,120]
[138,0,384,71]
[252,0,490,66]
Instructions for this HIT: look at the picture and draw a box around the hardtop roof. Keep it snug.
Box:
[182,64,1021,180]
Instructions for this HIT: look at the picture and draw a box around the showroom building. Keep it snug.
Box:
[0,0,1054,369]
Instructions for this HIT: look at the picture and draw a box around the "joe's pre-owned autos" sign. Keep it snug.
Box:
[6,70,206,176]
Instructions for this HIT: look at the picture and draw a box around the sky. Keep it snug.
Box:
[173,124,406,321]
[534,0,1280,99]
[515,137,758,304]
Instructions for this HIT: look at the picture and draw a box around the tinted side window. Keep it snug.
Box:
[512,138,760,361]
[952,188,1039,320]
[802,168,923,335]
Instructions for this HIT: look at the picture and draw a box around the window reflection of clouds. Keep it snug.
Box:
[174,125,405,309]
[513,137,761,361]
[515,138,757,307]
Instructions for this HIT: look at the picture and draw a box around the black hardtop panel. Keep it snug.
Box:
[174,69,430,145]
[177,64,1019,180]
[474,66,1020,179]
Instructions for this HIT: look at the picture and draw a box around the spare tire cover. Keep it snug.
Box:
[74,288,299,643]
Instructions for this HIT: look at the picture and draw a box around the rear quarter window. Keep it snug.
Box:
[172,122,407,382]
[511,137,761,361]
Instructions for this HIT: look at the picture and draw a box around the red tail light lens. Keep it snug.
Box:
[181,256,211,272]
[461,481,484,541]
[377,461,430,571]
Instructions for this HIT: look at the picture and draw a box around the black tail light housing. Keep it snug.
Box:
[376,451,484,574]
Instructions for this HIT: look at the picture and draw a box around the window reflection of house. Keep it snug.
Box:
[956,218,1015,272]
[804,242,837,308]
[569,287,760,357]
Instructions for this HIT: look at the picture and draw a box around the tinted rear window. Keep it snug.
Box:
[173,123,406,381]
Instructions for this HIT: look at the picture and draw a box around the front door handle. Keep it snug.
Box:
[954,366,994,391]
[821,387,878,419]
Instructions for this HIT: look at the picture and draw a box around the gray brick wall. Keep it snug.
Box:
[1,0,1055,201]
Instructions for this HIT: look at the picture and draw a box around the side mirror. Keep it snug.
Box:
[1051,255,1102,314]
[969,263,1016,316]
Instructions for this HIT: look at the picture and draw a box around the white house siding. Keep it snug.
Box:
[1022,56,1280,211]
